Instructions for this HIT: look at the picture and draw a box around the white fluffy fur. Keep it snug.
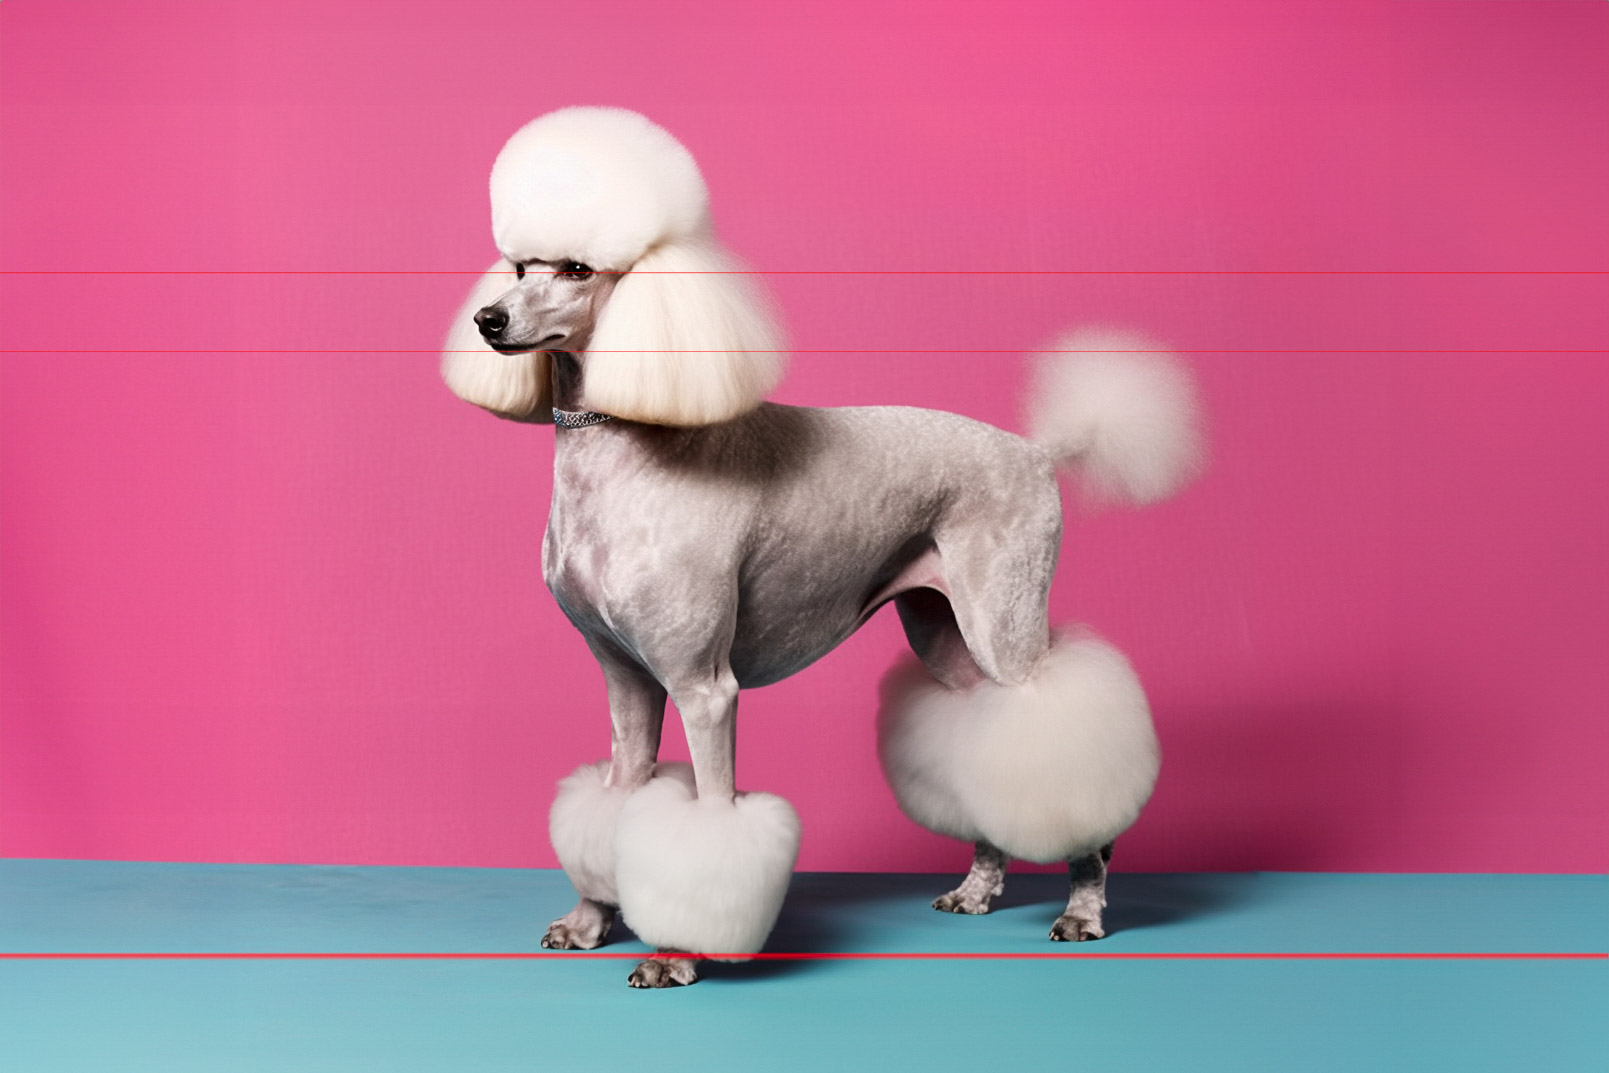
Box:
[441,262,553,422]
[490,107,709,271]
[1027,328,1205,506]
[549,761,694,904]
[878,632,1161,863]
[614,771,801,958]
[582,238,785,427]
[453,107,786,428]
[874,661,985,844]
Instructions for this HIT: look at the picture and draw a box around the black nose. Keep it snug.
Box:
[474,305,508,337]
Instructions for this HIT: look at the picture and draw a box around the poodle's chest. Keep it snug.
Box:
[539,491,889,686]
[539,493,741,636]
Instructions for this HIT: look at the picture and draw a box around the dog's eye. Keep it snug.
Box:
[559,261,594,281]
[513,262,526,281]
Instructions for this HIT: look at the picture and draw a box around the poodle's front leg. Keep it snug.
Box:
[1051,842,1113,942]
[933,839,1010,915]
[624,674,737,989]
[677,674,740,801]
[599,647,669,790]
[543,648,666,951]
[617,671,800,988]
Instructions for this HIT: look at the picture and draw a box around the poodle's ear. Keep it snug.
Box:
[582,239,785,427]
[441,262,553,423]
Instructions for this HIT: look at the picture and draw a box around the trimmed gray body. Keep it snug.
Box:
[546,402,1062,709]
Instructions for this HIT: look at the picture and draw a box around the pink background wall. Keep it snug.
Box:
[2,1,1606,874]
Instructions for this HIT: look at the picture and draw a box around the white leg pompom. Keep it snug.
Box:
[876,660,984,844]
[614,773,801,959]
[549,760,693,904]
[878,632,1160,863]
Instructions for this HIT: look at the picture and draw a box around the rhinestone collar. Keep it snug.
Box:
[552,408,615,429]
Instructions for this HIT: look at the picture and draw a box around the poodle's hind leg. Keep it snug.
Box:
[1051,842,1113,941]
[932,839,1010,915]
[894,586,986,691]
[541,897,617,950]
[890,587,1016,916]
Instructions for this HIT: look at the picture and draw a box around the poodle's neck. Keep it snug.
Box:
[549,351,623,433]
[549,351,590,412]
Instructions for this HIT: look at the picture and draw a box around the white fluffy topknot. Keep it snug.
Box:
[1026,328,1206,507]
[490,107,711,270]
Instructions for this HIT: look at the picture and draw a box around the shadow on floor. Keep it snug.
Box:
[691,872,1259,981]
[1104,873,1255,932]
[980,870,1253,929]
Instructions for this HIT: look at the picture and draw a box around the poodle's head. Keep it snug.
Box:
[443,107,784,427]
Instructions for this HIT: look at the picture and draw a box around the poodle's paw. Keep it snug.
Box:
[1049,912,1106,942]
[931,855,1005,916]
[540,919,608,950]
[932,887,995,915]
[627,955,700,989]
[540,899,616,950]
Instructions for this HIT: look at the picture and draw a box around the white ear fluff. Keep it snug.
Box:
[441,262,553,423]
[582,238,786,427]
[1026,328,1205,506]
[614,770,801,958]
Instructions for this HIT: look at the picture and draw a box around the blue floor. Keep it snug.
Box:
[2,861,1604,1071]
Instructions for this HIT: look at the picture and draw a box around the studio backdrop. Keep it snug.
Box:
[2,0,1605,873]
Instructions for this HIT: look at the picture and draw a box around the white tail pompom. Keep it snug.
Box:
[1026,328,1205,506]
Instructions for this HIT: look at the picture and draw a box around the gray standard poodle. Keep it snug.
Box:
[443,107,1204,987]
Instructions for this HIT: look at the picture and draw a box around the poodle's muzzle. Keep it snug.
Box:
[474,302,559,353]
[473,267,618,354]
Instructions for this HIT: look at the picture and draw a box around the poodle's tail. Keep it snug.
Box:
[1024,327,1205,507]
